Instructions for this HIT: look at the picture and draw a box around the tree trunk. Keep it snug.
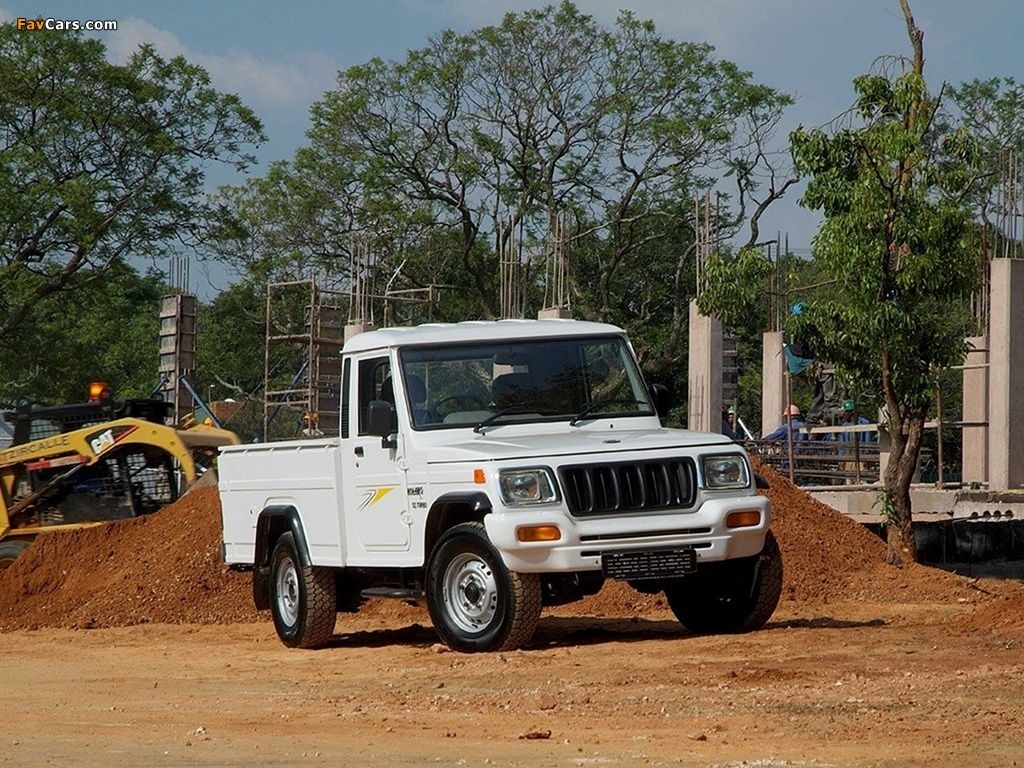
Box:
[881,413,925,565]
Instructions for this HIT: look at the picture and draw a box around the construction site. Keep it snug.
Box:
[0,257,1023,766]
[7,2,1024,763]
[2,193,1024,768]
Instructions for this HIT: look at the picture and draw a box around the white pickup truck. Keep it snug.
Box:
[219,319,781,652]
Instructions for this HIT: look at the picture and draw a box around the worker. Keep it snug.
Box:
[765,404,805,442]
[836,399,874,484]
[837,400,874,444]
[721,406,740,440]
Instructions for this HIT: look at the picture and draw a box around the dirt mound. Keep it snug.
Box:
[951,587,1024,634]
[0,460,1009,632]
[0,486,261,630]
[754,460,979,606]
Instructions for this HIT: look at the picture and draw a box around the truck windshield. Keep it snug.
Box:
[399,336,654,430]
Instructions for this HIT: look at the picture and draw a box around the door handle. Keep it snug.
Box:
[354,446,364,457]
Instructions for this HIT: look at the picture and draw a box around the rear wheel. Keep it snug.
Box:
[0,539,31,572]
[665,530,783,634]
[269,532,337,648]
[426,522,541,652]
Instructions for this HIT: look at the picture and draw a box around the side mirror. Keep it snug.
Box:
[366,400,397,448]
[648,383,671,419]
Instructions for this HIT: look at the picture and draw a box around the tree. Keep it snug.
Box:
[945,76,1024,250]
[0,263,166,405]
[0,24,264,345]
[785,2,981,563]
[212,2,792,375]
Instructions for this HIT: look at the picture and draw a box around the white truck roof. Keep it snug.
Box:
[342,319,626,354]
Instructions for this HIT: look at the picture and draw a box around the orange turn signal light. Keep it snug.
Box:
[473,468,486,484]
[516,525,561,542]
[725,509,762,529]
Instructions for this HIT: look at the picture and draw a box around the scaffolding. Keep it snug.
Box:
[262,271,448,441]
[498,217,524,319]
[263,279,346,440]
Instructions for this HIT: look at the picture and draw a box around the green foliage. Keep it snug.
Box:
[696,248,774,330]
[788,69,979,414]
[0,24,264,343]
[194,280,268,401]
[210,1,792,375]
[0,263,165,405]
[945,77,1024,232]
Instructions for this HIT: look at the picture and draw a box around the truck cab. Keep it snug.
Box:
[218,320,781,652]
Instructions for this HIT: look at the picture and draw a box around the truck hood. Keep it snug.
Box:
[424,427,736,465]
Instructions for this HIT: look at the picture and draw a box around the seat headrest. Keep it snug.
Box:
[492,373,533,408]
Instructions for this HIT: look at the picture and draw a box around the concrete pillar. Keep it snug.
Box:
[158,294,197,424]
[961,335,988,485]
[687,300,722,433]
[537,307,572,319]
[761,331,786,439]
[877,428,890,481]
[988,258,1024,490]
[344,321,374,344]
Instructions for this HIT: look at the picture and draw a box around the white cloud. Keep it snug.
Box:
[107,18,337,107]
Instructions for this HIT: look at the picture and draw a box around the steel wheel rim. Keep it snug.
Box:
[443,552,498,633]
[275,555,300,626]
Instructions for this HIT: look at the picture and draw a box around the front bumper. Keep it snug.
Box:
[483,495,771,574]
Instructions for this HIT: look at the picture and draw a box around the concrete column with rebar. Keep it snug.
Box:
[761,331,785,440]
[961,335,988,485]
[987,258,1024,489]
[687,300,722,433]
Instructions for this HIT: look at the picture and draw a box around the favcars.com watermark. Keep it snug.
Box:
[17,17,118,31]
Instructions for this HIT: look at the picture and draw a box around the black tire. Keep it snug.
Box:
[426,522,541,652]
[0,539,31,572]
[665,530,783,634]
[269,532,337,649]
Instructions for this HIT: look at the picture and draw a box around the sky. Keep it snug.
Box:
[2,1,1022,296]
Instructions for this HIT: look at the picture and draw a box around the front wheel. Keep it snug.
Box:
[426,522,541,652]
[269,532,337,649]
[665,530,783,634]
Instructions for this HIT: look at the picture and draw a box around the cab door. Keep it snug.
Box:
[343,355,410,553]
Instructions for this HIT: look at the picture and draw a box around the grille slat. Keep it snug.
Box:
[560,458,697,517]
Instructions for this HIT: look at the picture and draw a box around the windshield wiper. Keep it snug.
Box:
[473,405,552,433]
[569,397,649,426]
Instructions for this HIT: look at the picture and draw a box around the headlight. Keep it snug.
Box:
[701,454,750,489]
[498,467,559,505]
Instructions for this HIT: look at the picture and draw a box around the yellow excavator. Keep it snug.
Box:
[0,385,239,569]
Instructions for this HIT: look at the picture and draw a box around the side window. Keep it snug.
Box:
[357,356,393,435]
